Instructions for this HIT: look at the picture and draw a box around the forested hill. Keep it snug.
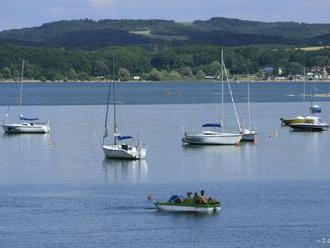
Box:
[1,17,330,48]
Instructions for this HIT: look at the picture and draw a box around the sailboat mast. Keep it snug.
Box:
[112,57,117,145]
[19,60,25,118]
[221,50,224,131]
[103,76,112,145]
[247,80,251,130]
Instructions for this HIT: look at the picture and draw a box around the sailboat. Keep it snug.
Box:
[102,63,147,160]
[2,60,50,134]
[182,51,242,145]
[240,81,257,142]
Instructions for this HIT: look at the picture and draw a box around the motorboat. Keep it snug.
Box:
[280,116,306,126]
[154,195,221,213]
[288,116,329,131]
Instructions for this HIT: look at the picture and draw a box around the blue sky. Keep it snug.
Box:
[1,0,330,31]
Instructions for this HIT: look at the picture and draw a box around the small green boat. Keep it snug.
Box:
[154,195,221,213]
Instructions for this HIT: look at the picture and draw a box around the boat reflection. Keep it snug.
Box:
[102,159,148,183]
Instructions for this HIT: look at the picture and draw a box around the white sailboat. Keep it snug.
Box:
[182,51,242,145]
[2,60,50,134]
[102,64,147,160]
[240,81,257,142]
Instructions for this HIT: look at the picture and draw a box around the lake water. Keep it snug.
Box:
[0,82,330,247]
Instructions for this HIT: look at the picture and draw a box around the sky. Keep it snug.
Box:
[1,0,330,31]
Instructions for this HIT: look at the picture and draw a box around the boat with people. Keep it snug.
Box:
[154,191,221,213]
[1,60,50,134]
[288,116,329,131]
[102,59,147,160]
[182,50,242,145]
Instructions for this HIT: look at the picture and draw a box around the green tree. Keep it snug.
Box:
[67,68,78,80]
[93,60,109,76]
[180,66,193,78]
[1,67,11,78]
[147,68,162,81]
[196,69,206,79]
[205,61,221,76]
[118,68,131,81]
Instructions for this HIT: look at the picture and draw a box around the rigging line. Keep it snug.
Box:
[221,50,224,132]
[19,60,25,117]
[112,56,117,145]
[223,59,241,131]
[103,74,112,144]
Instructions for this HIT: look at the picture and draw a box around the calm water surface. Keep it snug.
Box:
[0,82,330,247]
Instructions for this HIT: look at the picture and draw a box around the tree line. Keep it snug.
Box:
[0,43,330,81]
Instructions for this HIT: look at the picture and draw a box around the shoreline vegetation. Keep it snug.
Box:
[1,18,330,83]
[0,43,329,83]
[2,78,330,83]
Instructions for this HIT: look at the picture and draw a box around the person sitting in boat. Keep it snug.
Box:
[193,192,202,204]
[200,190,208,204]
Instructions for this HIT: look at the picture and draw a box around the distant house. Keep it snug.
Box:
[133,76,141,81]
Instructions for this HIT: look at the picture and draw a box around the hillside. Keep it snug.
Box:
[1,17,330,48]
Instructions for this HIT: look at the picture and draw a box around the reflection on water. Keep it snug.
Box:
[102,159,148,183]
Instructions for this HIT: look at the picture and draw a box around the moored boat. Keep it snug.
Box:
[182,50,242,146]
[240,81,257,142]
[182,128,242,145]
[2,121,50,134]
[102,59,147,160]
[288,116,329,131]
[1,60,50,134]
[240,129,257,142]
[280,116,306,126]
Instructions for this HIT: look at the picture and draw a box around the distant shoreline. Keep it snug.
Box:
[1,79,330,83]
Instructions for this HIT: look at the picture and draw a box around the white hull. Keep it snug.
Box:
[241,129,256,142]
[2,122,50,134]
[182,131,242,145]
[103,144,147,160]
[155,203,221,213]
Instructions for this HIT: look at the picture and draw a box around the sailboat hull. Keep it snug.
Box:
[241,130,257,142]
[103,144,147,160]
[182,132,242,145]
[2,122,50,134]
